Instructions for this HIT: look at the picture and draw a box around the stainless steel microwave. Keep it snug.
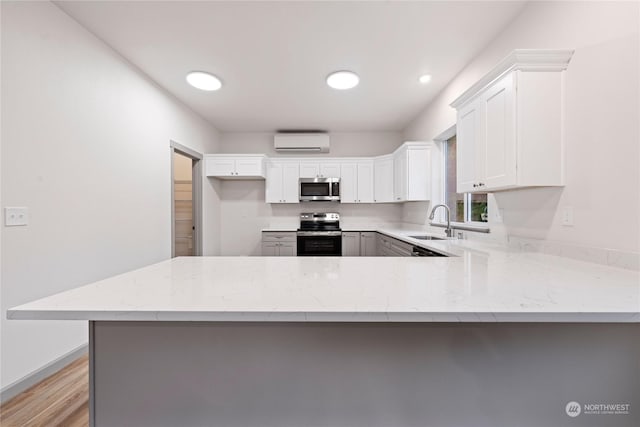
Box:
[299,177,340,202]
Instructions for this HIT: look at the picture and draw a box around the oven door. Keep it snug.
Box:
[297,232,342,256]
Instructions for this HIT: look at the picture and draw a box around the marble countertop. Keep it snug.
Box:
[8,232,639,322]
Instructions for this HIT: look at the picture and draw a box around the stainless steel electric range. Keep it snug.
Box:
[296,213,342,256]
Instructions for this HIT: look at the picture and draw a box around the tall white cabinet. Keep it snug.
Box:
[265,160,299,203]
[373,155,394,203]
[451,49,573,193]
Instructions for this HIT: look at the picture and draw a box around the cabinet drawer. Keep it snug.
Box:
[262,232,296,242]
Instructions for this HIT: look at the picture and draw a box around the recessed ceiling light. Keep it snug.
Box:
[326,70,359,90]
[419,74,432,84]
[186,71,222,91]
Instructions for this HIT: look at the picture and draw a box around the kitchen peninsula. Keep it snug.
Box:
[9,240,640,427]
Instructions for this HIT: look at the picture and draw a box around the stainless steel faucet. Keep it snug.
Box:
[429,204,454,238]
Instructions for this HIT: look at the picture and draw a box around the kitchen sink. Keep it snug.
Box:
[408,235,445,241]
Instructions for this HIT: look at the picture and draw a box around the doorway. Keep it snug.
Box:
[170,141,203,257]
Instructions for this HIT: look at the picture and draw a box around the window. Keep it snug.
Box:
[442,136,488,225]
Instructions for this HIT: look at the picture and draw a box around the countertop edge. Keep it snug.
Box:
[8,309,640,323]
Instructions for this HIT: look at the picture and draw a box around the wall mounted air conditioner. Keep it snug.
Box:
[274,133,330,153]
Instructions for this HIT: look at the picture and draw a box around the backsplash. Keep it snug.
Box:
[508,236,639,271]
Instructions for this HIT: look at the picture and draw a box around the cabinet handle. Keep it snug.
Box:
[473,184,477,188]
[479,182,485,187]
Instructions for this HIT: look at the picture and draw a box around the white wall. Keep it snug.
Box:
[0,1,221,389]
[218,131,404,157]
[403,1,639,253]
[217,132,404,255]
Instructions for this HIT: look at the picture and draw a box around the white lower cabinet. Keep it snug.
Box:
[342,232,378,256]
[261,232,297,256]
[376,233,413,257]
[359,232,377,256]
[341,232,361,256]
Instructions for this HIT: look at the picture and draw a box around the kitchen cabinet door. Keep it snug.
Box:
[340,162,374,204]
[405,146,431,201]
[206,157,235,177]
[393,144,430,202]
[357,161,374,203]
[298,162,341,178]
[235,156,265,176]
[456,101,481,193]
[360,232,377,256]
[278,242,296,256]
[340,163,357,203]
[320,163,341,178]
[393,148,406,202]
[265,163,284,203]
[262,232,297,255]
[266,162,299,203]
[299,162,320,178]
[374,156,394,203]
[342,232,361,256]
[261,242,279,256]
[483,72,516,189]
[281,163,300,202]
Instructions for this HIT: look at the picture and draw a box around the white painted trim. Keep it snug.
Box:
[0,343,88,403]
[433,124,456,142]
[170,141,204,257]
[170,140,203,160]
[450,49,574,108]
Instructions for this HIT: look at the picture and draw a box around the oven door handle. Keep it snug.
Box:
[297,231,342,237]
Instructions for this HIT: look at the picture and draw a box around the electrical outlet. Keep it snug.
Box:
[5,207,29,226]
[561,207,574,226]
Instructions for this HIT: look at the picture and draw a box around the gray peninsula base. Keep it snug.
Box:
[89,322,639,427]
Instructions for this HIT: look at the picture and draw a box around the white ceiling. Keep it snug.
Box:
[55,1,526,132]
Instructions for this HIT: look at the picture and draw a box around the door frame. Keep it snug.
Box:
[170,140,203,257]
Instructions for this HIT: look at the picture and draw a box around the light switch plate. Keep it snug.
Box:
[5,207,29,226]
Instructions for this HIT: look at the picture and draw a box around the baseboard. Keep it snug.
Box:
[0,343,88,404]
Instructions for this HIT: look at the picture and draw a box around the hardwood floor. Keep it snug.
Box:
[1,355,89,427]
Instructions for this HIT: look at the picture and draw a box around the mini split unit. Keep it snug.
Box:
[274,133,330,153]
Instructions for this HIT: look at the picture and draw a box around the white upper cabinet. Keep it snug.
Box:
[392,142,432,202]
[356,161,374,203]
[205,155,266,179]
[210,141,433,204]
[340,161,374,204]
[374,155,394,203]
[265,160,299,203]
[299,161,341,178]
[451,49,573,193]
